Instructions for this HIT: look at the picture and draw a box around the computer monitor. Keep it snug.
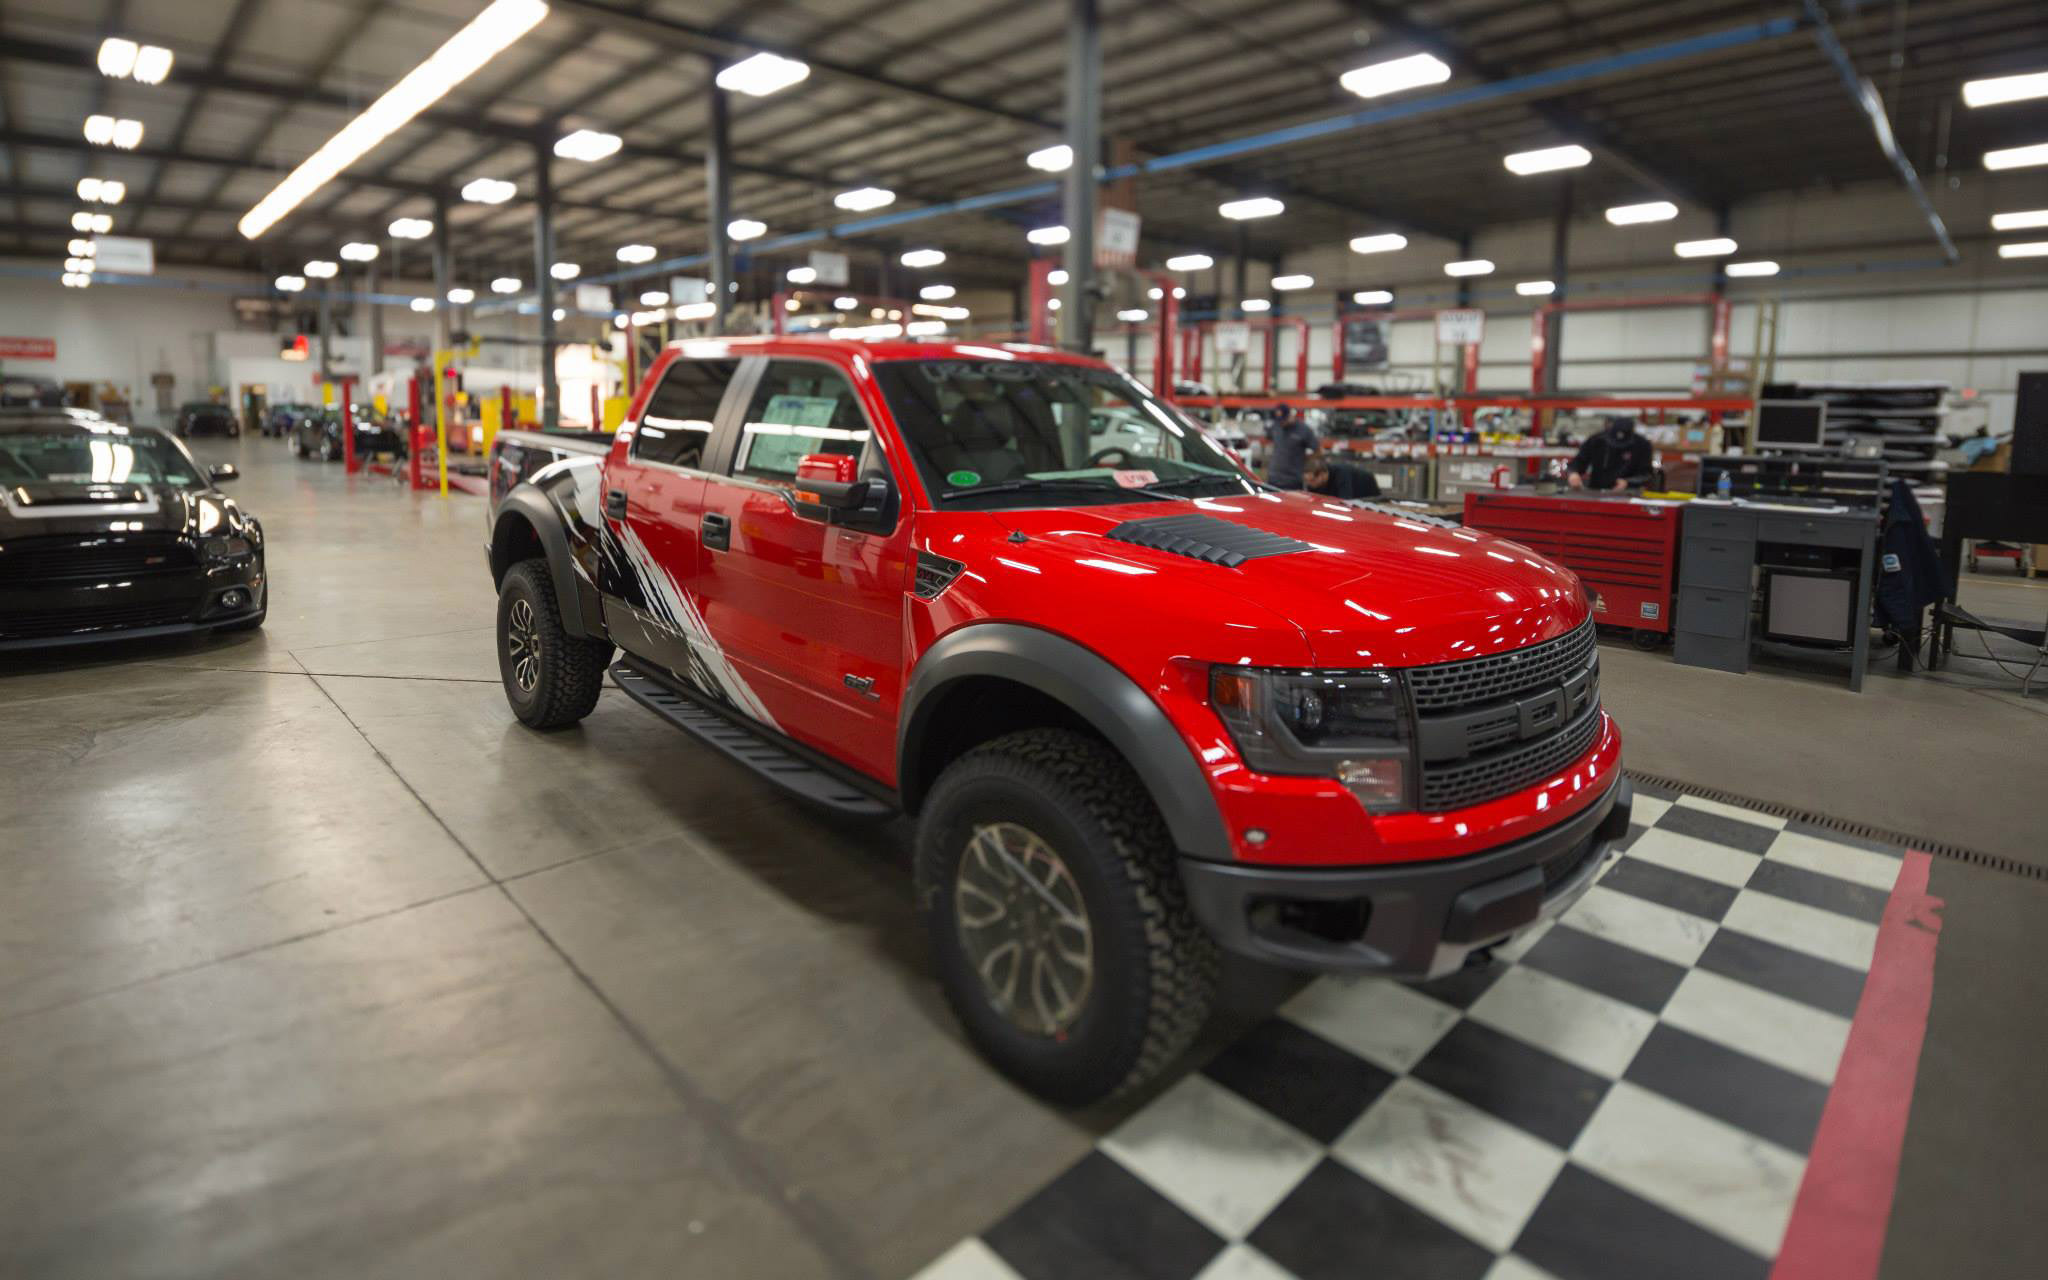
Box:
[1753,399,1828,448]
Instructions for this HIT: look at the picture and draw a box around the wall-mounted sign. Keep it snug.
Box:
[1096,208,1142,270]
[808,251,849,287]
[1214,321,1252,354]
[669,275,709,302]
[1435,308,1485,345]
[92,235,155,275]
[574,283,612,314]
[0,337,57,360]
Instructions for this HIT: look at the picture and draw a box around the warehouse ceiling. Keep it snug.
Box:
[1,0,2043,288]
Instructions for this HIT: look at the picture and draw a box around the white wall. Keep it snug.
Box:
[0,272,240,427]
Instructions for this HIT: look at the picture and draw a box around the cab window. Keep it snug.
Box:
[631,357,737,468]
[732,360,872,482]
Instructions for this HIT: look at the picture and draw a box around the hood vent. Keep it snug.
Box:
[1103,512,1314,567]
[913,550,965,600]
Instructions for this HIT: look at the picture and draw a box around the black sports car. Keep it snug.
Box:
[175,401,240,437]
[293,407,407,462]
[0,413,266,650]
[263,402,319,438]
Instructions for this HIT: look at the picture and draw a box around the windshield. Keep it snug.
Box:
[0,426,207,489]
[873,358,1253,507]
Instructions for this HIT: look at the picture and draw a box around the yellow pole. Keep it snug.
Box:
[433,350,450,498]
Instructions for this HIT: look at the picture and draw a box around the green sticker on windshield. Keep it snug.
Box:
[947,469,981,487]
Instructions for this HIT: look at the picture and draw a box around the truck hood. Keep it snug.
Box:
[0,481,242,540]
[983,491,1588,668]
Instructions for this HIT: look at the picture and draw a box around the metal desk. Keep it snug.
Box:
[1673,499,1880,691]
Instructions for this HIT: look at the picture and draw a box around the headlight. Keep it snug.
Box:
[201,536,254,562]
[1210,666,1412,811]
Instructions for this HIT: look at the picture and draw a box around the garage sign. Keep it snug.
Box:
[93,235,155,275]
[0,337,56,360]
[1436,308,1485,345]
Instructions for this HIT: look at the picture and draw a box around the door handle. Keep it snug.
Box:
[702,512,731,551]
[605,489,627,518]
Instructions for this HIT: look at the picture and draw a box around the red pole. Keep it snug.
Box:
[1293,317,1309,393]
[341,378,356,474]
[1027,260,1055,345]
[772,290,788,337]
[408,374,424,490]
[1332,317,1347,383]
[1155,277,1177,398]
[1462,341,1481,431]
[502,385,513,436]
[590,382,600,431]
[1530,304,1551,397]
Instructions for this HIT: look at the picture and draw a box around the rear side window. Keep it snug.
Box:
[632,358,737,468]
[732,360,872,482]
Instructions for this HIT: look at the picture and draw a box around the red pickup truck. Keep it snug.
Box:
[486,337,1630,1103]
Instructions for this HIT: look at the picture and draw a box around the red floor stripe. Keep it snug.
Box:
[1771,850,1944,1280]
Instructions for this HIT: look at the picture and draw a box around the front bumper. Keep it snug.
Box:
[1180,776,1631,978]
[0,563,265,652]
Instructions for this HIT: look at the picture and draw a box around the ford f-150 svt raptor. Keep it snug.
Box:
[485,337,1631,1103]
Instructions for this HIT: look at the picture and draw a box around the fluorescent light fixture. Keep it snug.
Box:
[1353,290,1393,305]
[112,119,143,149]
[834,296,859,310]
[1992,209,2048,231]
[64,257,91,272]
[72,211,114,233]
[1349,233,1407,255]
[1675,237,1738,258]
[1027,225,1069,246]
[1963,70,2048,108]
[1725,260,1779,277]
[1220,196,1284,220]
[920,284,955,300]
[62,273,91,288]
[900,248,946,268]
[97,38,138,77]
[1444,259,1494,276]
[906,320,947,337]
[78,178,124,203]
[834,186,895,211]
[446,287,475,304]
[1504,144,1591,175]
[1516,279,1556,296]
[410,296,435,312]
[727,218,766,241]
[1606,200,1678,225]
[84,115,114,144]
[552,308,566,321]
[913,303,970,320]
[787,266,817,284]
[553,129,621,162]
[550,262,580,280]
[616,243,657,264]
[1339,52,1451,100]
[1272,274,1314,290]
[1028,144,1073,172]
[133,45,173,84]
[1241,298,1272,312]
[673,301,718,321]
[389,216,433,238]
[1046,298,1060,311]
[462,177,517,204]
[1996,241,2048,258]
[1048,268,1069,286]
[1165,253,1213,271]
[1985,142,2048,170]
[716,51,810,97]
[304,260,338,278]
[76,178,98,201]
[237,0,547,239]
[631,309,665,325]
[67,239,94,256]
[491,276,522,294]
[1117,309,1148,322]
[340,242,379,262]
[637,291,668,307]
[70,212,92,232]
[275,275,307,292]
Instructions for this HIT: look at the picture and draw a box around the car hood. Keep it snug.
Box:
[982,491,1588,668]
[0,481,243,540]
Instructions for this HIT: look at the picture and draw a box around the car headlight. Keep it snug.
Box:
[201,536,254,563]
[1210,666,1412,811]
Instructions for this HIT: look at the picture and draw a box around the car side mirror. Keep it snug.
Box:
[793,453,869,510]
[209,463,240,483]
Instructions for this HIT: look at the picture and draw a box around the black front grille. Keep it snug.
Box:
[1420,704,1602,812]
[1,598,196,639]
[0,535,196,584]
[1407,619,1596,713]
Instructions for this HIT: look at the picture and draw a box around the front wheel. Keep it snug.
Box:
[497,558,611,729]
[916,728,1217,1105]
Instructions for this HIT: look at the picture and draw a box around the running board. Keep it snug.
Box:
[609,661,895,818]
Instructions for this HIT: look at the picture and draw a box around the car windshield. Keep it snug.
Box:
[873,358,1253,507]
[0,426,206,489]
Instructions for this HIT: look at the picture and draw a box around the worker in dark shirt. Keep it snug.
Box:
[1567,415,1654,492]
[1305,454,1381,500]
[1264,409,1318,489]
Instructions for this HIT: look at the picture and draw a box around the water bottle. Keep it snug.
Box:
[1716,469,1733,499]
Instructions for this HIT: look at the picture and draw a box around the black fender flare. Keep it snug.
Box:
[898,623,1231,860]
[490,487,602,639]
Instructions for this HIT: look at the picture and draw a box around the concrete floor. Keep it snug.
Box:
[2,435,2042,1277]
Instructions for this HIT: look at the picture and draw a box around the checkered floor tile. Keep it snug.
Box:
[910,785,1908,1280]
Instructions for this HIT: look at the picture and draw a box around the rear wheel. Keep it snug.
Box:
[916,728,1217,1105]
[497,558,610,729]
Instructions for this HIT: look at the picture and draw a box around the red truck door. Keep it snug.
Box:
[599,355,738,678]
[695,357,912,782]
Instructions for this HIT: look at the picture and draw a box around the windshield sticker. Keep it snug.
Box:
[1112,469,1160,488]
[946,469,981,487]
[762,394,840,428]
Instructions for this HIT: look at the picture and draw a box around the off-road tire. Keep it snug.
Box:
[916,728,1218,1105]
[497,558,610,730]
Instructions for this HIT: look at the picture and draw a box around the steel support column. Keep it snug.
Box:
[318,285,333,383]
[431,196,451,355]
[367,258,385,378]
[1059,0,1100,351]
[706,62,735,334]
[535,141,559,429]
[1542,179,1571,394]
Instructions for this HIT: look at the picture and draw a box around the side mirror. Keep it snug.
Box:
[793,452,868,510]
[209,463,240,483]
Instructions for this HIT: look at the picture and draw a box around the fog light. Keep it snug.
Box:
[221,589,246,609]
[1338,758,1406,812]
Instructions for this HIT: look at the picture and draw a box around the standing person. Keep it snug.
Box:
[1264,408,1318,490]
[1566,415,1654,492]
